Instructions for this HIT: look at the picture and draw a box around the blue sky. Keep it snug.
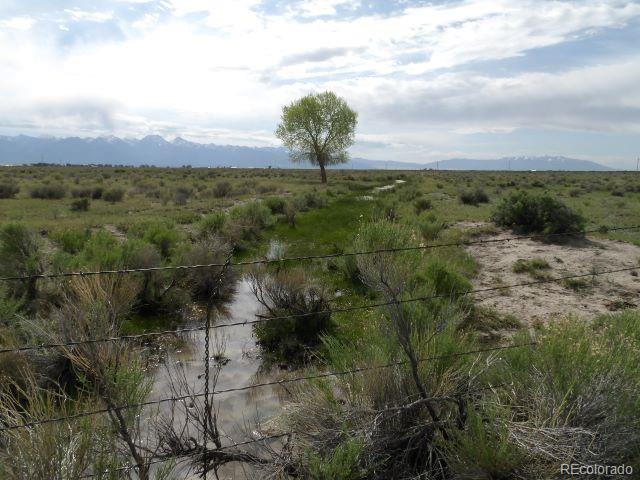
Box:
[0,0,639,168]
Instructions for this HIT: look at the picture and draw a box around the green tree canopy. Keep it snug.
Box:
[275,91,357,183]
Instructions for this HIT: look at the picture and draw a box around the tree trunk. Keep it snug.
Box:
[319,162,327,184]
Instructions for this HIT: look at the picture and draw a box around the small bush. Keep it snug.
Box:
[50,229,91,254]
[225,201,275,246]
[90,187,103,199]
[212,180,232,198]
[512,258,550,274]
[492,191,585,235]
[179,235,235,301]
[250,268,333,362]
[173,186,192,205]
[264,196,287,214]
[70,198,90,212]
[0,224,42,301]
[198,212,227,237]
[29,184,66,199]
[103,188,125,203]
[0,183,20,199]
[459,188,489,206]
[71,188,92,198]
[414,198,432,214]
[418,213,447,241]
[132,222,181,259]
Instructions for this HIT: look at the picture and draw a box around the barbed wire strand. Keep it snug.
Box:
[81,381,512,478]
[0,225,637,282]
[0,264,635,356]
[0,342,535,433]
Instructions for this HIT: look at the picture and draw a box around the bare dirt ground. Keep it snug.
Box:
[462,223,640,326]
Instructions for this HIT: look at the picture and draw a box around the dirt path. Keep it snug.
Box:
[463,224,640,326]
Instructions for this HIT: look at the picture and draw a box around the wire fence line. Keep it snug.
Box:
[0,264,635,356]
[0,342,536,433]
[79,381,513,478]
[1,223,639,477]
[0,224,637,282]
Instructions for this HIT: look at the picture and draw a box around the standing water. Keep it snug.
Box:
[149,278,285,478]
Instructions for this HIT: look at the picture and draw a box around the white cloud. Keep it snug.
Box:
[64,8,114,23]
[0,15,35,30]
[0,0,639,165]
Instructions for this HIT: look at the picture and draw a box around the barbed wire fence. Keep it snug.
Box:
[0,224,638,478]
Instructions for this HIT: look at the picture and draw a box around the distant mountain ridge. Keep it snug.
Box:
[0,135,614,171]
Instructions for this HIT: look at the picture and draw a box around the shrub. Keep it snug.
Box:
[225,201,275,246]
[0,183,19,199]
[50,229,91,254]
[70,198,90,212]
[130,222,181,259]
[492,191,585,235]
[173,186,192,205]
[198,212,227,237]
[302,191,328,210]
[103,188,125,203]
[29,184,66,199]
[212,180,232,198]
[0,224,42,302]
[418,213,447,241]
[179,235,235,302]
[414,198,432,214]
[264,196,287,214]
[249,268,333,362]
[459,188,489,206]
[71,188,92,198]
[90,187,103,199]
[512,258,550,274]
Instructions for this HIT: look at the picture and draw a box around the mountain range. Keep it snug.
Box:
[0,135,613,171]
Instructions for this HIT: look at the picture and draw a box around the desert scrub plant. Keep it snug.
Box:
[178,235,235,302]
[481,311,640,475]
[249,267,333,362]
[264,196,287,214]
[29,184,66,199]
[492,191,585,235]
[103,187,125,203]
[512,258,551,279]
[70,197,90,211]
[0,223,43,303]
[71,187,92,198]
[198,212,227,237]
[459,187,489,206]
[418,212,447,241]
[128,221,181,259]
[0,182,19,198]
[49,228,91,254]
[413,197,432,214]
[211,180,232,198]
[90,186,103,199]
[224,201,275,248]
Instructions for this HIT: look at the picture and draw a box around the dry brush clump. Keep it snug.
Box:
[249,266,334,363]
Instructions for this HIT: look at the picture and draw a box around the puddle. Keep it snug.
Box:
[149,279,284,477]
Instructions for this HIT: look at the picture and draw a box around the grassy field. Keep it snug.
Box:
[1,165,639,478]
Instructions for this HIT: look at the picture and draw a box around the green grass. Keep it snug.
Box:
[512,258,551,280]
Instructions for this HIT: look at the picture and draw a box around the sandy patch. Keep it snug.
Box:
[463,225,640,325]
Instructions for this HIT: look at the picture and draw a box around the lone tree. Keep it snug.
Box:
[276,91,357,183]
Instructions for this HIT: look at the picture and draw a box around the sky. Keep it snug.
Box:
[0,0,639,168]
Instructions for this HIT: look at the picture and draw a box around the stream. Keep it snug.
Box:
[149,278,285,478]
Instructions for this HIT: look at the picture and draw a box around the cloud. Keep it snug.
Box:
[1,0,640,166]
[348,58,640,133]
[280,46,366,66]
[0,15,35,30]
